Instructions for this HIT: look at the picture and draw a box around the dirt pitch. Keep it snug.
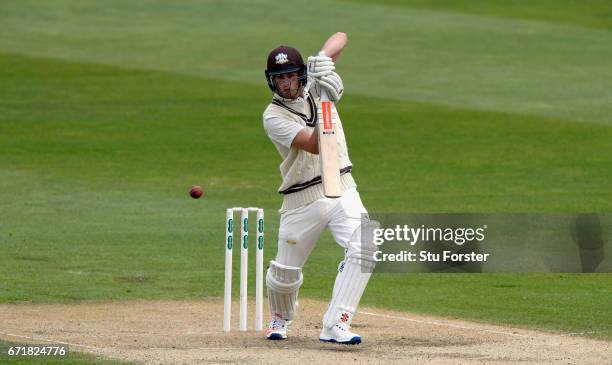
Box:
[0,299,610,364]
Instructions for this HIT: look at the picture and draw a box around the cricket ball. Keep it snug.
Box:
[189,185,203,199]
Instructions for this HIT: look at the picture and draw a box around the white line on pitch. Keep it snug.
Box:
[559,331,600,337]
[0,332,103,351]
[359,311,531,338]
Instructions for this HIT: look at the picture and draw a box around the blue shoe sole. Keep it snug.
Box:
[319,336,361,345]
[267,333,285,340]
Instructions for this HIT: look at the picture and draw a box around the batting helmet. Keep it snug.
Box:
[264,46,307,93]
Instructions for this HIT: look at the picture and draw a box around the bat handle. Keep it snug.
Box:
[319,87,331,102]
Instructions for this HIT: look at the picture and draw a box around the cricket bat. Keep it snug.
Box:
[318,32,348,198]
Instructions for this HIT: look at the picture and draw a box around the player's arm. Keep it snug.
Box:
[291,127,319,155]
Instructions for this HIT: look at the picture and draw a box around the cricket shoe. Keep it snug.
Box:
[266,317,290,340]
[319,322,362,345]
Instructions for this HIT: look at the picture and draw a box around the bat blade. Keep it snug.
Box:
[318,98,342,198]
[317,32,347,198]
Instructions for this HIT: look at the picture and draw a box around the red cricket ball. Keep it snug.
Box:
[189,185,203,199]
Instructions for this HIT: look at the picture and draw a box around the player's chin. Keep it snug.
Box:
[280,89,299,99]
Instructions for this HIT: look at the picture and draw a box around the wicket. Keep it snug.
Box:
[224,207,264,332]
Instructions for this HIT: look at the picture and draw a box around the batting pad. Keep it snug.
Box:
[266,260,303,321]
[322,250,376,329]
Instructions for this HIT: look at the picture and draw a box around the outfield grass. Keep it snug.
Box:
[1,1,611,124]
[0,0,611,343]
[349,0,612,30]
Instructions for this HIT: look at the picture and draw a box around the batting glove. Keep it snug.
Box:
[317,71,344,102]
[307,51,335,78]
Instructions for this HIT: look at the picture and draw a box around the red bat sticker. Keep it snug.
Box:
[322,101,333,132]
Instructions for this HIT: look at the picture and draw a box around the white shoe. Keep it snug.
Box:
[266,317,289,340]
[319,322,362,345]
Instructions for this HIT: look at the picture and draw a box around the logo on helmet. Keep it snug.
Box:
[275,53,289,64]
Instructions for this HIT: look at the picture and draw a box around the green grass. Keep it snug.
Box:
[1,0,611,123]
[362,273,612,335]
[0,341,131,365]
[348,0,612,30]
[0,0,611,344]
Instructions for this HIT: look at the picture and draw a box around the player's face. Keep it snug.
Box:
[273,72,301,99]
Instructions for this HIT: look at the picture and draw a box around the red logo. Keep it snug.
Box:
[340,312,350,323]
[322,101,333,132]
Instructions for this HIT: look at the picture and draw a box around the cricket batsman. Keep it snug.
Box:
[262,34,376,345]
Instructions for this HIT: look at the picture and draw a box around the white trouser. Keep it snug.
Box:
[270,187,375,328]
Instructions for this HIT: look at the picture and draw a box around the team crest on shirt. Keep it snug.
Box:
[275,53,289,64]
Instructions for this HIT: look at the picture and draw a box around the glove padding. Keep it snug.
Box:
[317,71,344,102]
[307,51,335,78]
